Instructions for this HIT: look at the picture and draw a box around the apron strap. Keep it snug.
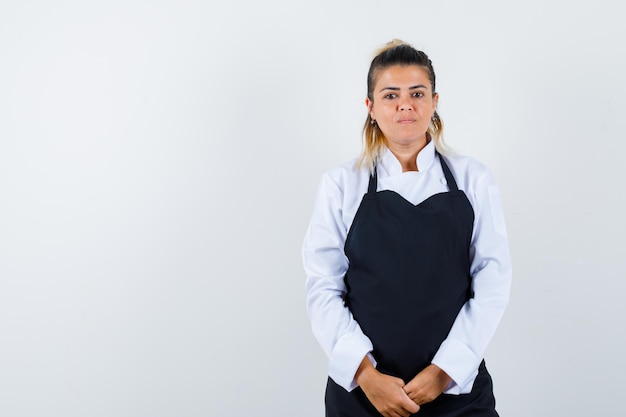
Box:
[368,166,378,194]
[438,154,459,192]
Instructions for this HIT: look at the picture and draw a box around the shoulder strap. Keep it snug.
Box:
[438,154,459,192]
[367,166,378,194]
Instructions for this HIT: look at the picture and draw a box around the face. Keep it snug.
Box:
[366,65,438,151]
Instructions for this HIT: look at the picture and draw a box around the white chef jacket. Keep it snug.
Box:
[302,140,512,394]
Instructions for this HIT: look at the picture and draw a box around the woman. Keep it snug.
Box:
[302,39,512,417]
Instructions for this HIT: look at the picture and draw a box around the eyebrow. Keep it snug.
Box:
[379,84,428,92]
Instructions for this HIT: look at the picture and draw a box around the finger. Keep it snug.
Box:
[398,406,417,417]
[402,396,420,413]
[398,391,416,406]
[402,387,420,405]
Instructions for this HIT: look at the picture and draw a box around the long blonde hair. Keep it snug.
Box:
[358,40,452,173]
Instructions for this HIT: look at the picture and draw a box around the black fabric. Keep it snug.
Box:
[325,155,498,417]
[325,362,497,417]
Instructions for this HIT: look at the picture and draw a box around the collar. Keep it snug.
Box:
[379,139,437,177]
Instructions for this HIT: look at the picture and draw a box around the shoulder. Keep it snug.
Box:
[440,152,491,181]
[439,152,499,204]
[319,157,370,193]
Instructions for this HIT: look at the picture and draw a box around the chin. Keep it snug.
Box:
[393,136,427,145]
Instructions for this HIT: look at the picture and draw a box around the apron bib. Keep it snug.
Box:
[325,155,498,417]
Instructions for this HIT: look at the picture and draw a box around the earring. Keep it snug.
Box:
[371,119,376,126]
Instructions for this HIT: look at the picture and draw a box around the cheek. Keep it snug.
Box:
[380,105,396,117]
[371,104,387,120]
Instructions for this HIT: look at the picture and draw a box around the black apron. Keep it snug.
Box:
[325,155,498,417]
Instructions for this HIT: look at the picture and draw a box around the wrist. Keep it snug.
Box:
[430,364,452,388]
[355,355,377,386]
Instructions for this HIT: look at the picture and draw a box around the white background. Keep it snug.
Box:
[1,1,624,416]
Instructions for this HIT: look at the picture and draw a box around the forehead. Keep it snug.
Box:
[373,65,432,90]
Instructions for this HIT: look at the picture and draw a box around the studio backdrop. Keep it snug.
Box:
[1,1,624,416]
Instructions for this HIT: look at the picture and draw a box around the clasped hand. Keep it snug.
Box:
[356,358,451,417]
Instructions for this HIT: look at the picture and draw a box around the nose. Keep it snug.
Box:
[399,96,413,111]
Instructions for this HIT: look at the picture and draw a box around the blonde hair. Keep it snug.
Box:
[358,40,452,173]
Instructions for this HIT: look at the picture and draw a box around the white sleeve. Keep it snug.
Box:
[302,173,375,392]
[431,168,512,394]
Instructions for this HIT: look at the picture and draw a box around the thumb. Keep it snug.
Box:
[401,388,420,413]
[404,398,420,414]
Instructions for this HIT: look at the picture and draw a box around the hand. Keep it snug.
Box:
[355,357,420,417]
[403,364,451,406]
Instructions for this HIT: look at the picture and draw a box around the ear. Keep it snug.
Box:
[365,97,374,119]
[432,92,439,113]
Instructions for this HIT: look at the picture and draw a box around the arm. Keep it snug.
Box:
[303,172,424,417]
[425,167,512,395]
[302,173,375,391]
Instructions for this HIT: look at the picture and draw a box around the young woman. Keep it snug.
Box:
[303,40,512,417]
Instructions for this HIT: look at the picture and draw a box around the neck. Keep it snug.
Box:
[387,136,428,172]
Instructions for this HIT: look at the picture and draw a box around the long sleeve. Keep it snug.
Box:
[303,144,512,395]
[302,172,375,392]
[431,164,512,394]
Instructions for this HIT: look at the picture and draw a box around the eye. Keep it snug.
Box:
[383,93,398,99]
[412,91,425,98]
